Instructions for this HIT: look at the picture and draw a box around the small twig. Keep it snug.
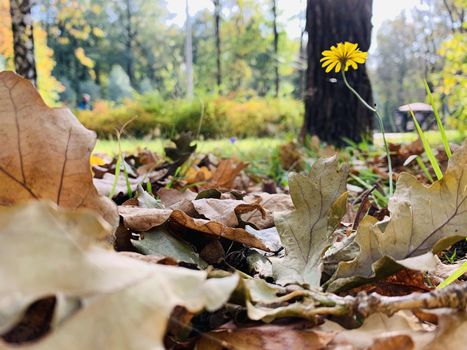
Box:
[272,283,467,320]
[354,283,467,317]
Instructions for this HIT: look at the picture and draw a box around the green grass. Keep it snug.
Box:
[95,137,284,161]
[373,130,464,146]
[94,131,465,159]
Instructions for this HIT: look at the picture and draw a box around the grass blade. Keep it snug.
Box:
[424,80,451,159]
[415,157,434,183]
[350,174,388,207]
[146,179,152,194]
[122,159,133,198]
[109,154,122,199]
[409,109,443,181]
[437,260,467,289]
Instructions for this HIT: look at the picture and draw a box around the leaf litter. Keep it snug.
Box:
[0,72,466,349]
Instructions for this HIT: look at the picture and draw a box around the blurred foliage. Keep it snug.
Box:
[1,0,301,105]
[431,26,466,129]
[0,0,64,106]
[370,0,466,131]
[76,95,303,139]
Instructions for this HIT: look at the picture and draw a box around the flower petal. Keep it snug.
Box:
[335,62,342,73]
[325,60,338,73]
[321,58,337,68]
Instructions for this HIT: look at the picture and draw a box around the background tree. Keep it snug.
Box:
[303,0,374,146]
[370,14,426,130]
[9,0,37,84]
[272,0,279,96]
[213,0,222,93]
[185,0,193,99]
[2,0,62,104]
[370,0,466,130]
[431,0,466,130]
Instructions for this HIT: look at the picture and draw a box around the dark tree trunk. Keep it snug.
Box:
[9,0,37,86]
[272,0,279,97]
[213,0,222,93]
[124,0,135,87]
[303,0,374,146]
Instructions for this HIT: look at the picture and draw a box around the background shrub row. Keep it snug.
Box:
[76,94,304,139]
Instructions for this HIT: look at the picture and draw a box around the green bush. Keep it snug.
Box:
[76,92,303,139]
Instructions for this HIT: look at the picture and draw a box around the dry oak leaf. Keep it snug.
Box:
[327,140,467,292]
[170,209,275,251]
[0,201,238,350]
[272,156,349,287]
[0,71,118,229]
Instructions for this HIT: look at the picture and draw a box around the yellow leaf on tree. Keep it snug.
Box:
[75,47,95,68]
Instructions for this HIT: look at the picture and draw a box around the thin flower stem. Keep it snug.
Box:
[341,71,393,196]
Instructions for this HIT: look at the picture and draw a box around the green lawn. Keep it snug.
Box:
[95,137,284,160]
[373,130,464,145]
[94,131,465,158]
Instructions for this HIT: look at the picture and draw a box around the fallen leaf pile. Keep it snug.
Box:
[1,72,466,350]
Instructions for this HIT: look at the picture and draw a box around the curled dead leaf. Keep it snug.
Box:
[170,209,274,251]
[0,72,118,229]
[118,205,172,232]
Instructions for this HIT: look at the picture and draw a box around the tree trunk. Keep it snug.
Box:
[272,0,279,97]
[213,0,222,93]
[9,0,37,85]
[303,0,374,146]
[185,0,193,99]
[124,0,135,87]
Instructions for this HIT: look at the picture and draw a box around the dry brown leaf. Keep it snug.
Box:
[192,198,265,228]
[323,310,467,350]
[157,187,197,215]
[93,172,139,197]
[158,187,197,207]
[328,141,467,292]
[205,159,247,189]
[279,141,304,171]
[342,269,432,297]
[170,209,273,251]
[418,311,467,350]
[196,322,335,350]
[0,201,238,350]
[272,156,349,287]
[192,199,244,227]
[185,165,212,184]
[323,313,432,349]
[243,192,294,229]
[118,251,177,266]
[118,205,172,232]
[0,71,117,228]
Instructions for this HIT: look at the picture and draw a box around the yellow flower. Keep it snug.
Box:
[320,42,368,73]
